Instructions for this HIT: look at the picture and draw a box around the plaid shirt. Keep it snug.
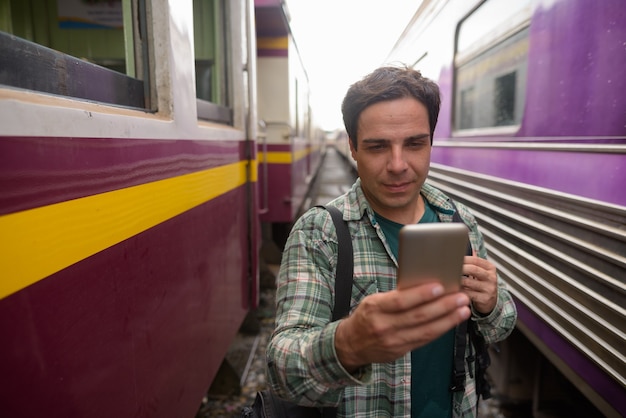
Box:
[266,179,517,417]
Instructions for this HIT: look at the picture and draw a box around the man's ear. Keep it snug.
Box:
[349,137,357,160]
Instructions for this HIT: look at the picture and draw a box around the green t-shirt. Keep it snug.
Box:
[374,200,454,418]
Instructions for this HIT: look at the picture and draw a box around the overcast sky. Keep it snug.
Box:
[285,1,420,131]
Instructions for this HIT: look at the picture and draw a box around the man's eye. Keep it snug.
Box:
[407,141,426,148]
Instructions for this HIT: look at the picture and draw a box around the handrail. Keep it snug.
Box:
[258,120,269,215]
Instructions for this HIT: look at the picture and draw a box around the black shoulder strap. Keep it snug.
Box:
[320,205,354,321]
[450,320,469,393]
[447,199,492,401]
[449,200,472,393]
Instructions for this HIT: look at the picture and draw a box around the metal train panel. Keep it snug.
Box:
[387,0,626,416]
[427,162,625,416]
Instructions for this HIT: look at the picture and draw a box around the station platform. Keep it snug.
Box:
[302,145,357,211]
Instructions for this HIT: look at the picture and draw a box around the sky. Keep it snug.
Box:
[284,1,421,131]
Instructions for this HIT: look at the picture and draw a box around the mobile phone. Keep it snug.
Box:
[397,223,469,292]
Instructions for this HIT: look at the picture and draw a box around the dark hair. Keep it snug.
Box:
[341,65,441,149]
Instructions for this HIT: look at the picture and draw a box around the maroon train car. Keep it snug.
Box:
[0,1,262,417]
[255,0,326,249]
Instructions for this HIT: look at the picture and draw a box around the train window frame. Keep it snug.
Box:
[0,0,151,111]
[452,0,532,136]
[193,0,233,125]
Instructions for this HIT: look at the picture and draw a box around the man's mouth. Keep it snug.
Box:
[384,182,410,193]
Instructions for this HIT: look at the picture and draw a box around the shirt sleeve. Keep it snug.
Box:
[265,208,370,406]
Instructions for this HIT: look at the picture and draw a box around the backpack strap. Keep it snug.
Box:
[447,200,492,402]
[450,320,469,392]
[469,319,492,399]
[449,201,472,393]
[321,205,354,321]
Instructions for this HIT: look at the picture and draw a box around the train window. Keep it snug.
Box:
[494,71,516,126]
[459,87,476,130]
[454,0,531,132]
[0,0,147,109]
[193,0,232,124]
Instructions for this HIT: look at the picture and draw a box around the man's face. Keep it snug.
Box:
[350,97,432,224]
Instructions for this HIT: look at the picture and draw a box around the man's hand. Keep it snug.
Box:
[334,283,470,372]
[461,255,498,315]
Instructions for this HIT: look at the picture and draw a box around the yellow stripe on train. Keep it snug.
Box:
[0,161,251,300]
[258,148,310,164]
[256,36,288,50]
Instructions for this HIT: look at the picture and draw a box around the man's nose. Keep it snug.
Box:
[387,147,408,172]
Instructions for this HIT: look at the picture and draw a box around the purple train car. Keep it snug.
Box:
[0,1,264,417]
[386,0,625,416]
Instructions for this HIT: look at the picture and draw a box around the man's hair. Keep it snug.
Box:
[341,65,441,149]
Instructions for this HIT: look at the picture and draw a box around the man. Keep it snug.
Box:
[266,66,517,417]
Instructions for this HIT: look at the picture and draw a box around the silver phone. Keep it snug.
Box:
[397,223,469,292]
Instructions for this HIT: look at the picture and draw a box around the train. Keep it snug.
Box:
[350,0,623,416]
[255,0,326,257]
[0,1,323,417]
